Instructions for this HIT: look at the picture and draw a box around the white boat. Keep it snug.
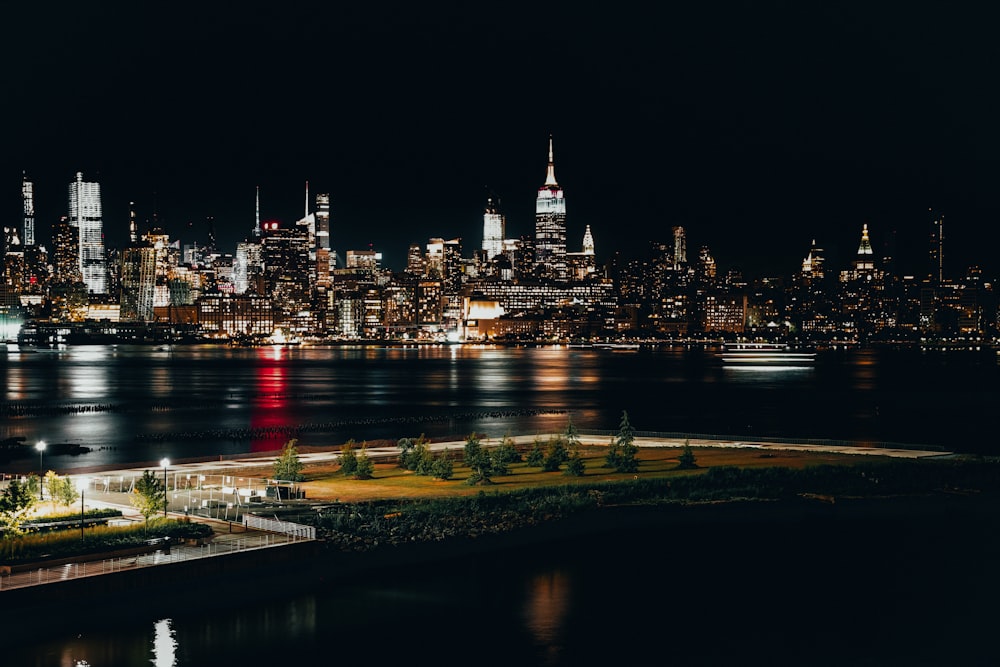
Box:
[720,342,816,365]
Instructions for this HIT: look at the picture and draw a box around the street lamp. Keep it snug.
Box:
[160,458,170,517]
[35,441,46,500]
[75,477,89,540]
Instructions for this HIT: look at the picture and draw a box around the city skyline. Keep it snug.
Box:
[7,3,1000,277]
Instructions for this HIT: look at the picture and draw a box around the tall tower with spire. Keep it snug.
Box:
[534,135,567,281]
[582,224,595,255]
[253,185,262,238]
[855,223,874,272]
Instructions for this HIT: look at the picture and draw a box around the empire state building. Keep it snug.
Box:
[534,136,567,281]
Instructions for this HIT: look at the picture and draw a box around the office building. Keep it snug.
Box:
[534,136,567,281]
[68,172,107,294]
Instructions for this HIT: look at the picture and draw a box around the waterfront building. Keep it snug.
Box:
[68,172,107,295]
[702,293,747,333]
[261,220,311,327]
[534,136,567,281]
[197,293,274,339]
[119,242,157,322]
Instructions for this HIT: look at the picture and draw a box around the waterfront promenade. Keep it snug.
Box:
[0,434,952,595]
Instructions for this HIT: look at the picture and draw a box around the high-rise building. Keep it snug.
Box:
[234,240,263,294]
[855,223,875,274]
[22,173,35,247]
[534,136,567,281]
[315,192,331,252]
[253,186,262,238]
[68,172,107,294]
[315,192,332,289]
[672,226,687,271]
[262,220,311,318]
[119,244,156,322]
[482,192,505,260]
[928,208,944,284]
[582,224,595,256]
[52,217,81,284]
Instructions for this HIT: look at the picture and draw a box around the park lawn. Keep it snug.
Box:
[299,445,875,503]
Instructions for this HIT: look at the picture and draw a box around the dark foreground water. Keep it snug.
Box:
[3,343,1000,474]
[4,343,1000,664]
[8,499,1000,667]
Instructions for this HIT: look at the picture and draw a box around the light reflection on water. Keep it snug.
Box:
[2,344,999,474]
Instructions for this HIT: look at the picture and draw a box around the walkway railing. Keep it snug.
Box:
[0,532,302,592]
[245,515,315,539]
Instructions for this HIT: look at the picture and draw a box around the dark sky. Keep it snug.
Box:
[6,2,1000,277]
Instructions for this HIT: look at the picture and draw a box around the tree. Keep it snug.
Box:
[273,439,305,482]
[130,470,166,521]
[397,436,415,468]
[564,451,586,477]
[542,436,569,472]
[495,434,522,464]
[605,410,639,473]
[526,438,545,467]
[339,440,358,477]
[464,432,493,485]
[431,449,455,480]
[0,479,37,535]
[354,446,374,480]
[676,440,698,470]
[45,471,79,507]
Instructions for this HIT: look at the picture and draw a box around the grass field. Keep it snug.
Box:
[298,444,876,503]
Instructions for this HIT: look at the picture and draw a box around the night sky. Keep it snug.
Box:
[6,3,1000,277]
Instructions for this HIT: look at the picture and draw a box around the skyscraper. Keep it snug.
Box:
[21,173,35,247]
[672,226,687,271]
[928,208,944,284]
[534,136,567,281]
[68,172,106,294]
[482,192,505,260]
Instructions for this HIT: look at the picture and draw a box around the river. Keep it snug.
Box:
[2,343,998,474]
[4,342,999,665]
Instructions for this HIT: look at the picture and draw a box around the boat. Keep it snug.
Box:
[720,341,816,365]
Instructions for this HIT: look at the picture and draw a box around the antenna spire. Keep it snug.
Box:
[254,185,261,237]
[544,135,558,187]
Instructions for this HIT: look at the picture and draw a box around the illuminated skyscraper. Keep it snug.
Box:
[315,192,332,289]
[22,173,35,247]
[534,136,567,281]
[672,226,687,271]
[928,208,944,284]
[856,223,874,273]
[582,224,595,256]
[482,192,505,260]
[68,172,106,294]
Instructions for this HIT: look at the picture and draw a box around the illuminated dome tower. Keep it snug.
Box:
[534,136,567,281]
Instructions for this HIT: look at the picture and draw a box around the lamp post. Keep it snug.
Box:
[35,441,46,500]
[75,477,89,540]
[160,458,170,517]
